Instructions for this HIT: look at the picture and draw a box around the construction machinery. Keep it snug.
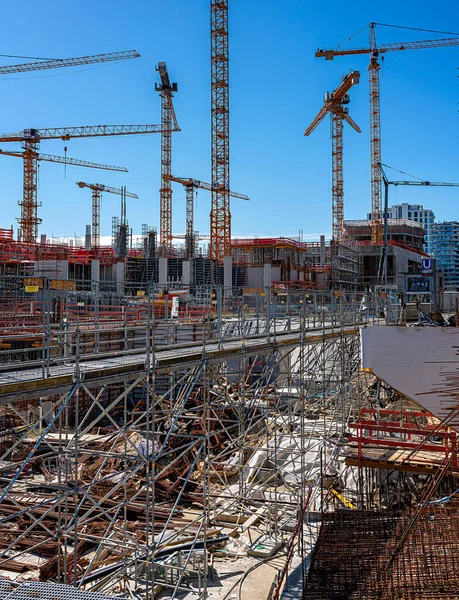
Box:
[76,182,138,250]
[164,175,249,259]
[210,0,231,262]
[155,63,179,255]
[0,124,176,243]
[316,23,459,243]
[379,163,459,283]
[0,148,126,242]
[305,70,361,242]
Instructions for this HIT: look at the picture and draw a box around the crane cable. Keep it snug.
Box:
[373,23,459,36]
[380,162,425,182]
[336,23,459,50]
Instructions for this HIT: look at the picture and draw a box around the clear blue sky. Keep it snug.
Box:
[0,0,458,241]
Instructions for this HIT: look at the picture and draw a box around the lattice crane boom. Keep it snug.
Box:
[316,36,459,59]
[0,50,140,75]
[76,182,138,249]
[316,24,459,243]
[0,149,127,171]
[76,182,138,198]
[165,175,249,200]
[305,71,361,242]
[390,181,459,187]
[0,124,175,143]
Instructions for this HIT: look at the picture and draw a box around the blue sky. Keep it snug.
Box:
[0,1,458,241]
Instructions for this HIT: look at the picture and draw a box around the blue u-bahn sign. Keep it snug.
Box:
[422,258,432,272]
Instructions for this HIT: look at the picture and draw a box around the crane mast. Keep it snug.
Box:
[211,0,231,262]
[305,71,361,242]
[164,174,249,260]
[316,24,459,244]
[155,63,178,256]
[76,182,138,250]
[379,163,459,284]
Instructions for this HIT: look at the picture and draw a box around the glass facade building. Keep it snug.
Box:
[367,203,435,254]
[431,221,459,291]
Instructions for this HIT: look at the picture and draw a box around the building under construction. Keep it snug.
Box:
[0,5,458,600]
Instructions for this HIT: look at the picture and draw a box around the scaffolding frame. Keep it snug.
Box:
[0,279,367,597]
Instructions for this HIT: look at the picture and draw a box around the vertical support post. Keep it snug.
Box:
[369,43,382,243]
[159,95,173,255]
[91,189,101,250]
[224,254,232,298]
[185,185,195,259]
[19,140,41,243]
[156,63,177,256]
[383,176,389,285]
[210,0,231,261]
[331,111,344,242]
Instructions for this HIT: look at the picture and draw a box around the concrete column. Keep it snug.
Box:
[159,257,168,287]
[182,260,191,286]
[91,259,100,283]
[263,263,272,289]
[115,261,125,295]
[224,255,233,297]
[320,235,326,265]
[60,260,69,280]
[85,225,91,250]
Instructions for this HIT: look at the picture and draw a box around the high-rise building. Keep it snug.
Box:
[367,203,435,254]
[431,221,459,291]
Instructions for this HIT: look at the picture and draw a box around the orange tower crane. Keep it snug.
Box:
[164,175,249,259]
[316,24,459,243]
[305,71,361,242]
[0,148,127,241]
[76,182,138,249]
[0,124,170,242]
[211,0,231,262]
[155,63,179,255]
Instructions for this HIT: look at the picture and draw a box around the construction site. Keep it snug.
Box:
[0,4,459,600]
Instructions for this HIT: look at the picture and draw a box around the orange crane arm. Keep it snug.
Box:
[0,50,140,75]
[316,36,459,59]
[343,113,362,133]
[0,149,127,171]
[332,71,360,99]
[76,181,138,198]
[0,123,180,143]
[305,106,329,136]
[164,175,249,200]
[305,70,360,135]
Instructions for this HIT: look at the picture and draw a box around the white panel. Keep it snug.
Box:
[361,326,459,430]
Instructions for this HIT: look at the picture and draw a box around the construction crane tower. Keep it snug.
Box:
[305,70,361,242]
[164,175,249,259]
[0,124,172,242]
[155,63,179,256]
[316,24,459,243]
[210,0,231,262]
[0,149,126,241]
[76,182,138,250]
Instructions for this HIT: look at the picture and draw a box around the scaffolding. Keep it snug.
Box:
[0,277,370,597]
